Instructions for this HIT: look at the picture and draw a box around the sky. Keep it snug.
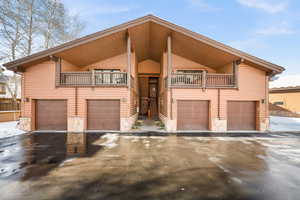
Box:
[61,0,300,76]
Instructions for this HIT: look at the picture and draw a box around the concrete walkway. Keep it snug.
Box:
[132,119,163,131]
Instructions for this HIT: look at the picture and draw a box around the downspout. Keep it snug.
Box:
[265,73,269,129]
[218,88,221,119]
[75,87,78,116]
[167,35,173,120]
[127,32,132,119]
[170,87,173,120]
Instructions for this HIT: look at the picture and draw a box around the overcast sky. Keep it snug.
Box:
[61,0,300,76]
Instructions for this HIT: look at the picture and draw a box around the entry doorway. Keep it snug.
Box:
[138,77,159,120]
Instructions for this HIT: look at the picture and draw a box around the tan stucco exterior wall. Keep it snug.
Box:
[138,59,160,74]
[166,62,268,131]
[19,50,269,132]
[172,54,216,73]
[270,92,300,114]
[81,53,128,72]
[217,63,233,73]
[21,54,132,131]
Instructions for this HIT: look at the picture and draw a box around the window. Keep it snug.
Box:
[274,101,284,106]
[0,83,6,94]
[93,69,123,84]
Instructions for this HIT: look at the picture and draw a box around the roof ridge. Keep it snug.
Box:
[3,14,285,74]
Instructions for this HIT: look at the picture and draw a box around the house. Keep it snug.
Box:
[3,15,284,132]
[0,74,7,96]
[269,75,300,115]
[0,72,21,122]
[0,71,21,99]
[270,87,300,115]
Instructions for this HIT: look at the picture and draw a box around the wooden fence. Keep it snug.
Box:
[0,98,21,111]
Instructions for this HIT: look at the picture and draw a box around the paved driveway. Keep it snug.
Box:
[1,132,300,200]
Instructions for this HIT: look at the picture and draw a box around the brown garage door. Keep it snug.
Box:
[36,100,67,130]
[87,100,120,130]
[177,100,209,130]
[227,101,256,130]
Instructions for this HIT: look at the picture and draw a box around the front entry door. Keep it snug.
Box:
[149,78,158,120]
[138,77,159,119]
[139,77,149,117]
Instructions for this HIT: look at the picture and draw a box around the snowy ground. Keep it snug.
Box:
[0,121,25,139]
[0,116,298,140]
[269,116,300,131]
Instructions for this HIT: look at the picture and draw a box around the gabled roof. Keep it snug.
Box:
[270,86,300,93]
[3,15,284,74]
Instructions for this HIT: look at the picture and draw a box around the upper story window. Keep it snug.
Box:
[0,83,6,94]
[93,69,123,84]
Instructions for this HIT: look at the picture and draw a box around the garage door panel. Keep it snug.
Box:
[87,100,120,130]
[227,101,256,131]
[177,100,209,130]
[36,100,67,130]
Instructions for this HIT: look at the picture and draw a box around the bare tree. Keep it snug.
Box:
[0,0,84,116]
[0,0,85,61]
[22,0,37,55]
[39,0,85,49]
[0,0,24,61]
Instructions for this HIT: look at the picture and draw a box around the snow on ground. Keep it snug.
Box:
[100,134,119,149]
[0,121,25,139]
[270,116,300,131]
[270,74,300,88]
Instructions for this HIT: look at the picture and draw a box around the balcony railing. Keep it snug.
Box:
[206,74,235,88]
[170,73,203,88]
[60,71,127,86]
[169,72,235,88]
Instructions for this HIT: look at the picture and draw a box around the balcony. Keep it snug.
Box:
[59,71,128,87]
[169,72,235,88]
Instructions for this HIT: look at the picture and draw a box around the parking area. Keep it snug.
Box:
[1,132,300,200]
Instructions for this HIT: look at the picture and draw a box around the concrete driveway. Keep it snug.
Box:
[1,132,300,200]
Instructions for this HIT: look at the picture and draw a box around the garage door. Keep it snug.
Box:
[177,100,209,130]
[36,100,67,130]
[87,100,120,130]
[227,101,256,130]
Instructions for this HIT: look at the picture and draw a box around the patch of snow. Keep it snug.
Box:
[269,116,300,131]
[101,134,119,149]
[231,177,243,184]
[0,121,25,139]
[209,157,220,162]
[103,154,121,158]
[149,136,167,140]
[256,154,266,159]
[59,158,77,167]
[143,139,150,148]
[270,74,300,88]
[208,156,230,173]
